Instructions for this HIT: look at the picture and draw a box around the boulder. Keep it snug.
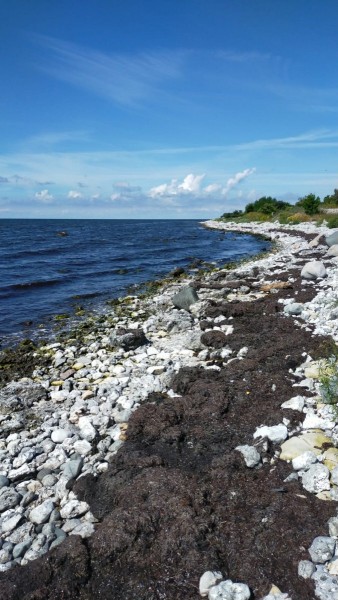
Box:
[172,286,199,311]
[326,244,338,257]
[301,261,327,280]
[110,328,147,350]
[325,231,338,247]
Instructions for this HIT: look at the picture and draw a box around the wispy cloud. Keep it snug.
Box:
[68,190,82,199]
[34,35,187,107]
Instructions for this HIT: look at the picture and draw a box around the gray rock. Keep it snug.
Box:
[0,475,9,489]
[41,474,57,487]
[12,539,32,559]
[0,488,21,512]
[63,458,83,480]
[1,513,23,533]
[312,565,338,599]
[69,522,95,538]
[172,286,199,312]
[302,464,330,493]
[326,231,338,247]
[50,528,67,550]
[301,261,327,280]
[41,523,56,542]
[284,303,303,315]
[110,327,147,350]
[37,468,52,482]
[199,571,223,597]
[235,445,261,468]
[62,518,82,533]
[298,559,315,579]
[49,508,61,523]
[0,549,11,564]
[331,465,338,486]
[309,536,335,563]
[208,579,251,600]
[6,522,34,544]
[0,381,47,413]
[29,499,55,524]
[328,516,338,537]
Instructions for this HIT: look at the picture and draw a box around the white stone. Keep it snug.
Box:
[302,412,335,430]
[199,571,223,597]
[51,429,69,443]
[301,463,330,493]
[78,416,96,441]
[73,440,92,456]
[292,451,318,471]
[253,424,288,444]
[60,500,89,519]
[301,261,327,280]
[208,579,251,600]
[281,396,305,411]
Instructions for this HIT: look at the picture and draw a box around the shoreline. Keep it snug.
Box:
[1,219,338,598]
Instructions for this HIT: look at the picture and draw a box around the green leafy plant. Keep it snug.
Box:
[318,354,338,411]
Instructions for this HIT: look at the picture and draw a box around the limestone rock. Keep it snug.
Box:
[326,244,338,257]
[253,424,288,444]
[199,571,223,597]
[292,451,318,471]
[29,500,55,524]
[208,579,251,600]
[309,536,335,563]
[298,560,315,579]
[301,261,327,280]
[284,303,303,316]
[235,445,261,468]
[281,396,305,411]
[280,431,332,461]
[301,464,330,493]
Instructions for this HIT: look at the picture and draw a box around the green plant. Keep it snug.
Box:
[318,354,338,411]
[296,193,321,215]
[326,215,338,228]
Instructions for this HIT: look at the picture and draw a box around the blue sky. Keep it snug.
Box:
[1,0,338,218]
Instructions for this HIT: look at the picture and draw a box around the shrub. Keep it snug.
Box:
[326,215,338,228]
[296,193,321,215]
[287,212,312,224]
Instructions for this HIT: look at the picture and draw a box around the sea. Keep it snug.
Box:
[0,219,270,347]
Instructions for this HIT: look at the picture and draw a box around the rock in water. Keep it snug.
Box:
[172,286,199,311]
[301,261,327,280]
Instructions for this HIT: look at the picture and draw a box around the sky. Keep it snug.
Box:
[1,0,338,219]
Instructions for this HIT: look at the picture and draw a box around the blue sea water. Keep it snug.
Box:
[0,219,269,347]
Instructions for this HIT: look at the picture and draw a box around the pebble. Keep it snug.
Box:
[51,429,69,443]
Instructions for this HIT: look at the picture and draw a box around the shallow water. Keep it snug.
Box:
[0,219,269,346]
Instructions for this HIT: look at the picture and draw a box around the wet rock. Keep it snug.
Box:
[309,536,335,563]
[172,286,199,311]
[301,261,327,280]
[235,445,261,468]
[199,571,223,597]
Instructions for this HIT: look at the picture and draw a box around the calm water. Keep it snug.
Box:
[0,219,269,346]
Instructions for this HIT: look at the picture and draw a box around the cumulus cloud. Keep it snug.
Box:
[68,190,83,199]
[148,168,255,199]
[149,173,206,198]
[35,189,53,203]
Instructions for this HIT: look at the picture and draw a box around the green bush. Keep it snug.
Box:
[326,215,338,228]
[296,193,321,215]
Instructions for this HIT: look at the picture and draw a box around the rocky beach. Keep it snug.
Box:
[2,220,338,599]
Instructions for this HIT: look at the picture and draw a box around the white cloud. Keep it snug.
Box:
[35,189,53,202]
[149,169,255,200]
[67,190,82,199]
